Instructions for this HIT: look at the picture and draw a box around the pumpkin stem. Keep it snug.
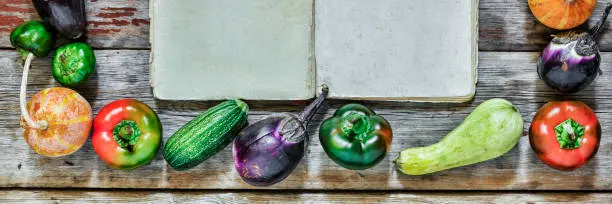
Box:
[589,4,612,39]
[565,0,576,4]
[297,85,328,124]
[20,52,47,130]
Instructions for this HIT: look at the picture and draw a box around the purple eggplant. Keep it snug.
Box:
[537,4,612,94]
[233,86,328,186]
[32,0,87,39]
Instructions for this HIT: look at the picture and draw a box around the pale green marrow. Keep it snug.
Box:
[395,98,523,175]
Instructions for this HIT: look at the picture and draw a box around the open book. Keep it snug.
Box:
[150,0,478,102]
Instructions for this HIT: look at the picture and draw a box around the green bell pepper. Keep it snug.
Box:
[52,42,96,87]
[10,20,53,58]
[11,21,55,132]
[319,104,393,170]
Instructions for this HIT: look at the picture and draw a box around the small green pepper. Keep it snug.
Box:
[52,42,96,87]
[11,21,54,132]
[319,104,393,170]
[10,20,53,58]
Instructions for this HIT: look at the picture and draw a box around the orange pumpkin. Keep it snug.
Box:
[528,0,597,30]
[21,87,93,157]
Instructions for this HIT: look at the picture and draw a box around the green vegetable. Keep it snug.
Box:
[163,100,249,171]
[11,21,55,133]
[319,104,392,170]
[394,98,523,175]
[52,42,96,87]
[10,20,53,58]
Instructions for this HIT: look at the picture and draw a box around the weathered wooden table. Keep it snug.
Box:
[1,0,611,203]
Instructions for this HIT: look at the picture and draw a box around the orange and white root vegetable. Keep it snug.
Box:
[529,0,597,30]
[20,53,93,157]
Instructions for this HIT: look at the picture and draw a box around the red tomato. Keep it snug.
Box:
[92,99,162,170]
[529,101,601,171]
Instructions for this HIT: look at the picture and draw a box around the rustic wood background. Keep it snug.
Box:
[1,0,611,203]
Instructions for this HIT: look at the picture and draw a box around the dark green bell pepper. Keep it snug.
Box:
[10,20,53,58]
[52,42,96,87]
[319,104,393,170]
[11,21,54,133]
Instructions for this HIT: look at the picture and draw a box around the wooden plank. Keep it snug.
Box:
[479,0,612,51]
[0,0,149,49]
[2,0,612,51]
[1,190,611,203]
[1,50,612,190]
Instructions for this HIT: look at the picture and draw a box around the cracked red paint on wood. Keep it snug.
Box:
[90,19,130,27]
[131,19,149,26]
[3,0,30,4]
[0,0,33,35]
[100,7,137,12]
[85,5,149,50]
[96,7,137,18]
[0,14,26,26]
[0,4,35,13]
[96,12,135,18]
[89,28,121,34]
[0,14,27,32]
[0,1,150,48]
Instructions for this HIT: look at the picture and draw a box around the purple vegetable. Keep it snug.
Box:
[32,0,87,39]
[233,86,328,186]
[537,4,612,94]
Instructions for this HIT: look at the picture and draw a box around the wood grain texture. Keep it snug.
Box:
[478,0,612,51]
[2,0,612,51]
[0,0,149,49]
[1,190,611,203]
[0,50,611,190]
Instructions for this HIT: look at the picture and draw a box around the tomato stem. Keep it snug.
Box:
[554,118,585,149]
[118,125,134,139]
[562,123,576,141]
[113,120,141,152]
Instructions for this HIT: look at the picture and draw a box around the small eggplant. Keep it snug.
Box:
[233,86,328,186]
[32,0,87,39]
[537,4,612,94]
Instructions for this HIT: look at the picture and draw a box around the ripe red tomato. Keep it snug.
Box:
[529,101,600,171]
[92,99,162,170]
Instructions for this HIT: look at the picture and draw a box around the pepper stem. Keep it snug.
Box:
[589,4,612,39]
[297,85,329,124]
[113,120,141,152]
[20,52,47,130]
[341,113,370,140]
[554,118,585,149]
[562,123,576,141]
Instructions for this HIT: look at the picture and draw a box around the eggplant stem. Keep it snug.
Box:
[589,4,612,39]
[297,85,329,123]
[20,53,47,130]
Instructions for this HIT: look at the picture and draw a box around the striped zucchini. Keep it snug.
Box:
[163,100,248,171]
